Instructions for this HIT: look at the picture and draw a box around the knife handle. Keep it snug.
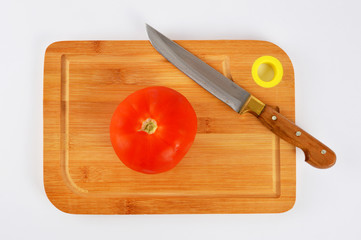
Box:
[256,105,336,169]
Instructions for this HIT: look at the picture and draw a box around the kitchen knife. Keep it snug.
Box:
[146,24,336,169]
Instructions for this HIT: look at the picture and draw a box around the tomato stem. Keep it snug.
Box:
[140,118,157,134]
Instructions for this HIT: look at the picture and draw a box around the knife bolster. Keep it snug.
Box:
[239,95,265,116]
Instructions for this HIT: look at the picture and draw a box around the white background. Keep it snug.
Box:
[1,0,360,239]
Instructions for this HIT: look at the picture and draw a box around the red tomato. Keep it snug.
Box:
[110,86,197,174]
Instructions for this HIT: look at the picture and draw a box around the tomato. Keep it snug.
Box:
[110,86,197,174]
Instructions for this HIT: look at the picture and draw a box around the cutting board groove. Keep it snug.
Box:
[44,40,295,214]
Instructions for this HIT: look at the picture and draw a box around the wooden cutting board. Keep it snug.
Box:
[43,40,295,214]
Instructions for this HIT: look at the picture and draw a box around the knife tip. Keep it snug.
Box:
[145,23,154,31]
[145,24,158,40]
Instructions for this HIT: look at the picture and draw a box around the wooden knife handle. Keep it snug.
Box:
[256,105,336,169]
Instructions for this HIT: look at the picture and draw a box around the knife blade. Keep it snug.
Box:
[146,24,336,169]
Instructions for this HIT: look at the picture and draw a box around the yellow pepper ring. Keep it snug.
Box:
[252,56,283,88]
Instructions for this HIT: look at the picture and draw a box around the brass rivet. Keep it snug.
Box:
[296,131,302,137]
[321,149,327,155]
[271,115,277,121]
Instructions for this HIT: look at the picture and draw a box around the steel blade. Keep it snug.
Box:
[146,24,250,113]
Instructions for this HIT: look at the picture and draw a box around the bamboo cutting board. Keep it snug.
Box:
[43,40,295,214]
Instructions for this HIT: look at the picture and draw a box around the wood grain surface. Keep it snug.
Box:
[43,40,296,214]
[257,105,336,168]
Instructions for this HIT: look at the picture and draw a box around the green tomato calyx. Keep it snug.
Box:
[140,118,157,134]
